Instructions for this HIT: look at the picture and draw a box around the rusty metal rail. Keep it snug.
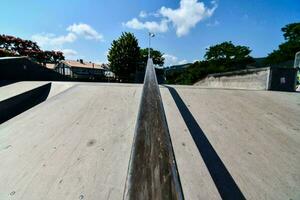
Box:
[123,59,184,200]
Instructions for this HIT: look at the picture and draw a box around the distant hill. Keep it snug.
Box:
[164,63,192,72]
[247,57,294,68]
[249,57,267,68]
[166,57,295,72]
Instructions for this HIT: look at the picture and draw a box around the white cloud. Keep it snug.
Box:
[124,0,217,37]
[139,10,161,18]
[123,18,169,33]
[67,23,103,41]
[32,23,103,50]
[163,54,178,66]
[160,0,217,37]
[178,59,188,65]
[206,20,220,27]
[139,11,148,18]
[61,49,78,56]
[163,54,188,66]
[32,33,77,48]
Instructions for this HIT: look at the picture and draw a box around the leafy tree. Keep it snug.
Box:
[42,51,64,64]
[0,49,16,57]
[140,48,164,67]
[265,41,300,64]
[205,41,253,64]
[107,32,140,82]
[282,23,300,41]
[0,34,64,63]
[265,22,300,65]
[204,41,254,71]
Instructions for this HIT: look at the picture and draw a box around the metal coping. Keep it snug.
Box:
[123,59,184,200]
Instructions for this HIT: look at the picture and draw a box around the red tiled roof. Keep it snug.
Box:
[62,60,104,70]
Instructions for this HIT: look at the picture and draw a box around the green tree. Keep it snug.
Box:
[205,41,253,62]
[282,23,300,41]
[265,22,300,65]
[204,41,254,71]
[140,48,164,67]
[107,32,140,82]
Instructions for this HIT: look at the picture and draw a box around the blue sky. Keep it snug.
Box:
[1,0,299,66]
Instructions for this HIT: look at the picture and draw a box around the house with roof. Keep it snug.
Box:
[54,59,106,80]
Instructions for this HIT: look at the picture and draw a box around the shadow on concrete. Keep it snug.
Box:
[0,83,51,124]
[166,86,245,200]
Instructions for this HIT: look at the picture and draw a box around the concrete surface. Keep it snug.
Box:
[0,83,142,200]
[0,82,49,102]
[0,81,77,102]
[162,86,300,200]
[0,82,299,199]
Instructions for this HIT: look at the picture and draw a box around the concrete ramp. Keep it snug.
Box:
[0,82,50,102]
[0,84,142,200]
[0,81,76,123]
[0,82,299,199]
[162,86,300,200]
[0,81,77,102]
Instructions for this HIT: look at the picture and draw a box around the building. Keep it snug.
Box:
[0,56,65,81]
[55,59,106,80]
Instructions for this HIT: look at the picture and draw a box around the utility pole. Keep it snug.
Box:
[148,32,155,59]
[294,51,300,69]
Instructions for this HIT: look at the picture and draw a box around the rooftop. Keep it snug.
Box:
[62,60,104,70]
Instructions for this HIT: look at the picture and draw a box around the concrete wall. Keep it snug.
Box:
[0,57,66,81]
[194,68,270,90]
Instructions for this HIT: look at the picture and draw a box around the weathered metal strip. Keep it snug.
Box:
[123,59,184,200]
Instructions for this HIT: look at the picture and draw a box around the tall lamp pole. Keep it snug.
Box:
[148,32,155,59]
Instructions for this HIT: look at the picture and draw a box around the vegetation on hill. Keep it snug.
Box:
[265,23,300,65]
[166,41,254,84]
[0,34,64,64]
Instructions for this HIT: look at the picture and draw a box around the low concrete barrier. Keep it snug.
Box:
[194,68,270,90]
[195,67,298,91]
[0,83,51,123]
[123,59,184,200]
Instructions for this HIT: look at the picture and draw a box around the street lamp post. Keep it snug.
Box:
[294,51,300,69]
[148,32,155,59]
